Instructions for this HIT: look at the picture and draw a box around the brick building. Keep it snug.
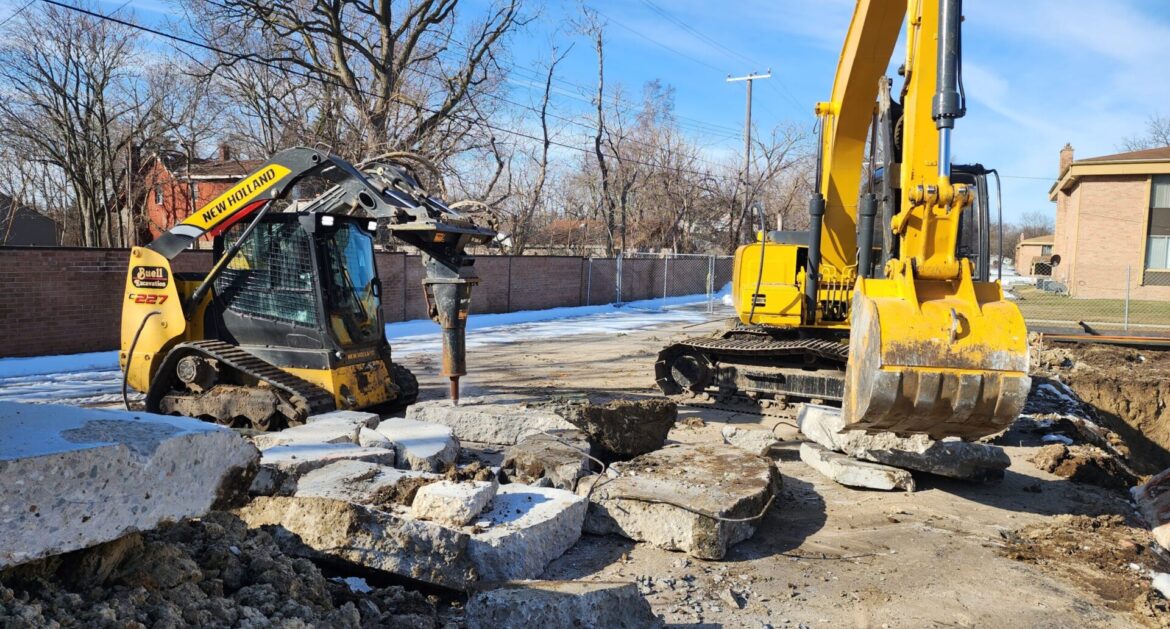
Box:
[1049,144,1170,299]
[1014,234,1054,275]
[143,145,262,245]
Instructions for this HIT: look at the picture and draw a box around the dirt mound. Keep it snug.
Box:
[0,512,436,628]
[1034,343,1170,474]
[1031,444,1138,490]
[1003,515,1170,626]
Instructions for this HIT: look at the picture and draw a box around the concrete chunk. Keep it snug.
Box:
[375,417,460,472]
[357,426,394,449]
[467,485,587,582]
[800,442,916,491]
[502,430,593,490]
[412,479,498,526]
[251,417,363,450]
[466,581,660,629]
[579,444,780,560]
[294,460,438,506]
[238,496,477,588]
[407,395,574,445]
[307,409,380,428]
[556,398,676,460]
[797,403,846,450]
[0,402,258,569]
[836,431,1010,481]
[721,425,781,456]
[797,404,1009,481]
[238,483,586,590]
[250,443,397,496]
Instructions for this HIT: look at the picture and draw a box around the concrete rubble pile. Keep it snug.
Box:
[797,403,1011,490]
[241,409,589,590]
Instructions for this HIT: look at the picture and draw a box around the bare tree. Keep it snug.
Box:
[186,0,525,162]
[0,3,164,247]
[1120,113,1170,152]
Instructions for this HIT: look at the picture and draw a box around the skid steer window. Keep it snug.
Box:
[215,222,317,325]
[320,223,380,345]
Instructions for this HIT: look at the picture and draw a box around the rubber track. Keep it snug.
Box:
[180,340,336,416]
[669,334,849,362]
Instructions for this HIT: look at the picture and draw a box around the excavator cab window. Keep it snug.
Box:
[951,165,992,282]
[317,220,382,346]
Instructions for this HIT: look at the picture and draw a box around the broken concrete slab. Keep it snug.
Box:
[238,483,586,590]
[466,581,660,629]
[797,403,1010,481]
[294,460,438,506]
[501,430,594,490]
[307,409,380,428]
[466,485,587,583]
[0,402,258,569]
[406,395,575,445]
[556,398,676,461]
[411,479,498,527]
[1133,468,1170,552]
[799,442,916,491]
[249,443,397,496]
[836,431,1011,481]
[797,403,846,450]
[578,444,779,560]
[251,417,362,450]
[375,417,460,472]
[721,425,781,457]
[238,495,477,588]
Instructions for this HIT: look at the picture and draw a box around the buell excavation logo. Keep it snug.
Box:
[132,266,169,289]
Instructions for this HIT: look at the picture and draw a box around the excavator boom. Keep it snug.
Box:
[822,0,1030,438]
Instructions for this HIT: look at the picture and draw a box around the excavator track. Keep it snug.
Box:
[147,340,336,431]
[656,327,849,406]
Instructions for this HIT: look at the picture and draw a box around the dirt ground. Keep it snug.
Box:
[392,309,1167,628]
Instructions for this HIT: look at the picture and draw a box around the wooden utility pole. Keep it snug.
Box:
[727,70,771,243]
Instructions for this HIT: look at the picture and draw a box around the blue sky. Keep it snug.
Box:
[8,0,1170,223]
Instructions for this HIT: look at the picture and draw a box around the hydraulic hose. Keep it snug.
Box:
[122,310,162,410]
[747,202,767,324]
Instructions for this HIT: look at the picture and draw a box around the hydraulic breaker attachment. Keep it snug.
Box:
[843,261,1031,440]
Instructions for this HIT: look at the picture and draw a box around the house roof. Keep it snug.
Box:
[1077,146,1170,164]
[185,159,265,179]
[1017,234,1054,245]
[1049,145,1170,200]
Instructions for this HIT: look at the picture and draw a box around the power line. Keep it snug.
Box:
[39,0,742,183]
[0,0,36,28]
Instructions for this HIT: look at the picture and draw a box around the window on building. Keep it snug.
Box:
[153,185,162,205]
[189,182,199,202]
[1146,175,1170,285]
[1041,245,1053,255]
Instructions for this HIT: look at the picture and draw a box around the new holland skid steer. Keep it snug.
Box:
[121,148,493,431]
[657,0,1030,440]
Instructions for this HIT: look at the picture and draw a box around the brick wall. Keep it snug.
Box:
[1059,176,1170,300]
[0,248,598,357]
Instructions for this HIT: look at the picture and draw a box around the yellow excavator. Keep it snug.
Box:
[657,0,1031,439]
[121,148,493,430]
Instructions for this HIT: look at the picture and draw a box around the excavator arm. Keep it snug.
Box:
[810,0,1030,439]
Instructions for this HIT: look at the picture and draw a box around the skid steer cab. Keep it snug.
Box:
[121,148,493,431]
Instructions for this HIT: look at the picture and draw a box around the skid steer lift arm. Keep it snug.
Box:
[138,147,494,403]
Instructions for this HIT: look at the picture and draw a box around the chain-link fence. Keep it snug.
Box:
[1005,265,1170,336]
[584,252,735,313]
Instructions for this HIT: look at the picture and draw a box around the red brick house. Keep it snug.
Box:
[1049,144,1170,299]
[143,145,262,245]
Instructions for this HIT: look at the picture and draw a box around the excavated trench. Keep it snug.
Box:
[1035,342,1170,475]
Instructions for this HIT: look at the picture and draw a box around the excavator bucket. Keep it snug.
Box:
[843,268,1031,440]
